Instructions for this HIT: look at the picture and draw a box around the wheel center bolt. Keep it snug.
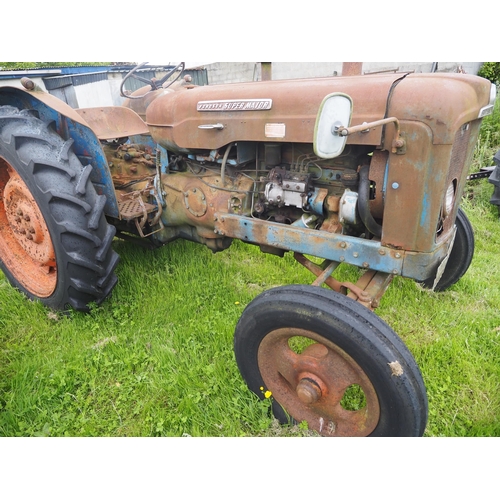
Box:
[296,377,322,404]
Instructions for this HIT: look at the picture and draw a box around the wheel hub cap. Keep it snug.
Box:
[296,377,322,404]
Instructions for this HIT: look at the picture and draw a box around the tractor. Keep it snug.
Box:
[0,62,496,436]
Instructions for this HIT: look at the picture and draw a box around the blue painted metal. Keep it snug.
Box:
[0,86,119,218]
[420,191,430,228]
[213,213,452,281]
[307,188,327,216]
[69,120,120,218]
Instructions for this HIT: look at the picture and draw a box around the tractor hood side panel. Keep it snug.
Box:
[145,75,403,152]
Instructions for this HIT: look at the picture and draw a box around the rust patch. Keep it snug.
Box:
[76,106,149,140]
[0,161,57,297]
[258,327,380,437]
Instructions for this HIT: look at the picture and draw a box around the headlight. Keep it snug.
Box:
[478,83,497,118]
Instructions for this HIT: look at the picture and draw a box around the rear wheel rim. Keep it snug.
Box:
[0,163,57,297]
[258,327,380,436]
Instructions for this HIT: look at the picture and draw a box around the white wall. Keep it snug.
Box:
[74,79,115,108]
[107,72,130,107]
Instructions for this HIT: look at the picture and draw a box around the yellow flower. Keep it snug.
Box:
[264,390,272,399]
[235,301,240,305]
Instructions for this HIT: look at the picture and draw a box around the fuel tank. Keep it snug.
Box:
[144,72,492,154]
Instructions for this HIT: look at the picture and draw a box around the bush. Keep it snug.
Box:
[478,62,500,85]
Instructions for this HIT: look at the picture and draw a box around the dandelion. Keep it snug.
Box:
[235,301,240,305]
[260,386,272,398]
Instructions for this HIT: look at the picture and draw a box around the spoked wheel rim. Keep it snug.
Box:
[258,327,380,437]
[0,162,57,297]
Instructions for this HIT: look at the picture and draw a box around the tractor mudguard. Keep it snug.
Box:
[0,82,120,218]
[75,106,149,141]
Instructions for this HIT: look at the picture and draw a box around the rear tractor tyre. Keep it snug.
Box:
[0,106,119,311]
[234,285,428,437]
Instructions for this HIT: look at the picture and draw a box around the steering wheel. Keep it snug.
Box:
[120,62,185,99]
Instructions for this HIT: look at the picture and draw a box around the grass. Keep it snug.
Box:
[1,96,500,438]
[0,238,319,437]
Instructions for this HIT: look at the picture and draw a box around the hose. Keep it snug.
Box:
[220,142,235,186]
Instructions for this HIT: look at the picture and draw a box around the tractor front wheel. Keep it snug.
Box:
[0,106,119,311]
[421,208,474,292]
[234,285,428,437]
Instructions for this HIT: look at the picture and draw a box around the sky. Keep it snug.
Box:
[3,3,494,65]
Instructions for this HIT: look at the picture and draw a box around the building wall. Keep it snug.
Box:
[74,79,115,108]
[202,62,263,85]
[204,62,484,85]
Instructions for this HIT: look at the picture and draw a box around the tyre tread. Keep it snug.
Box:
[0,105,119,311]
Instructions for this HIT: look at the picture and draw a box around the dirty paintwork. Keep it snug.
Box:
[94,71,492,293]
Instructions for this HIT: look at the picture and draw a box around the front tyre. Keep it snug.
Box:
[421,208,474,292]
[234,285,428,437]
[0,106,119,311]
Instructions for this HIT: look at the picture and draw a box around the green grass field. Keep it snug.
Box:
[1,96,499,438]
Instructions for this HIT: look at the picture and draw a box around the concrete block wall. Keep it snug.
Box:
[204,62,484,85]
[204,62,262,84]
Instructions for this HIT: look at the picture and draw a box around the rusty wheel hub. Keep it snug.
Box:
[0,164,57,297]
[296,377,322,404]
[258,328,380,436]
